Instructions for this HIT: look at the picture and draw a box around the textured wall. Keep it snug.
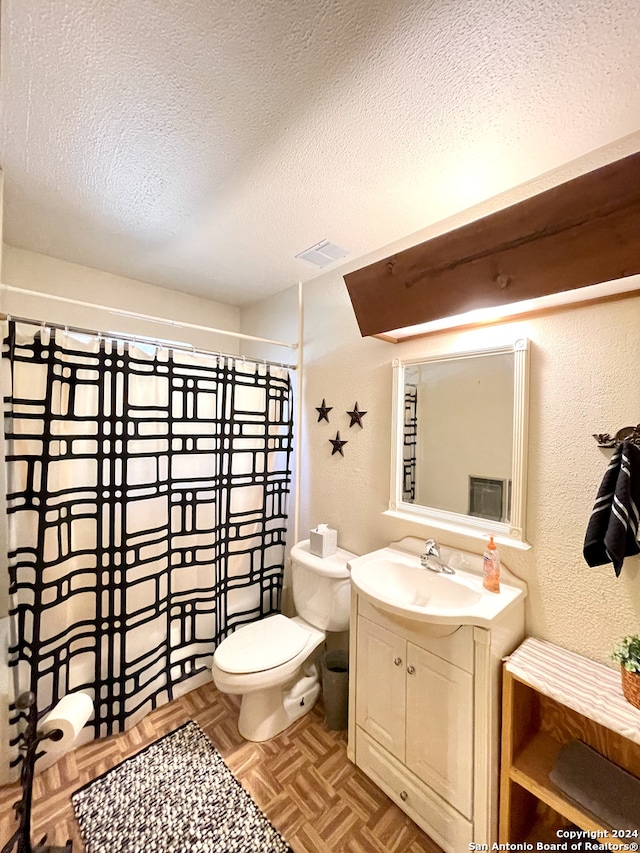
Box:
[243,270,640,667]
[0,246,241,354]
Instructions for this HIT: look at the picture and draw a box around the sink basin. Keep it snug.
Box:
[348,540,526,628]
[361,555,482,610]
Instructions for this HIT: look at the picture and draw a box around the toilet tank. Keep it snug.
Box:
[290,539,355,632]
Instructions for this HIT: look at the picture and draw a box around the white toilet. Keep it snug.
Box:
[211,539,354,741]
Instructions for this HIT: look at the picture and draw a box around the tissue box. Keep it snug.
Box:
[309,525,337,558]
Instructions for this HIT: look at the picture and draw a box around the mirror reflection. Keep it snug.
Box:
[403,353,514,521]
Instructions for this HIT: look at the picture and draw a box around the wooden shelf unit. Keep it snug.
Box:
[499,638,640,843]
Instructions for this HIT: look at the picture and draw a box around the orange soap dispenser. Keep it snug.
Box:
[482,535,501,593]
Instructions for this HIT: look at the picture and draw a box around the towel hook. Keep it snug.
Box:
[593,424,640,448]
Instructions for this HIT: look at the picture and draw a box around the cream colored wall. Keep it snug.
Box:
[0,245,241,354]
[242,268,640,667]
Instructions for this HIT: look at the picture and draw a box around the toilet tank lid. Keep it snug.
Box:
[213,614,310,674]
[290,539,356,578]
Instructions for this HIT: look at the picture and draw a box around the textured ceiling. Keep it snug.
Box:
[1,0,640,306]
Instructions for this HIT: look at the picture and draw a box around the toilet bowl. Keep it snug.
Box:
[211,539,355,741]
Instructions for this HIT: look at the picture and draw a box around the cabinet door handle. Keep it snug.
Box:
[400,790,408,801]
[406,665,415,675]
[393,657,402,666]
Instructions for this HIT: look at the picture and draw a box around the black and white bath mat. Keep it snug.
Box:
[72,720,293,853]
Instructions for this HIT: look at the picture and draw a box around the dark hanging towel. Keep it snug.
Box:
[584,439,640,576]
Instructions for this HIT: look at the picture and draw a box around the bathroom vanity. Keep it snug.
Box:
[347,537,527,852]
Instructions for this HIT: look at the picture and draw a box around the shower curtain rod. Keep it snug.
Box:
[0,283,298,351]
[0,313,298,371]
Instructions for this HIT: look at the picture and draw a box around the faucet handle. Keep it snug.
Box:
[424,538,440,558]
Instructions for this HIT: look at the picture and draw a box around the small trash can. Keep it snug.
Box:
[321,650,349,730]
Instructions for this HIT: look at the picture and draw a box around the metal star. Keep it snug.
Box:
[316,399,333,423]
[329,431,348,456]
[347,402,367,428]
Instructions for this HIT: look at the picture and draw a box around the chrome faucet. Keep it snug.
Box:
[420,539,455,574]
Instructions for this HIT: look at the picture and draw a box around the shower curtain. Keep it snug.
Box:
[2,321,293,771]
[402,383,417,503]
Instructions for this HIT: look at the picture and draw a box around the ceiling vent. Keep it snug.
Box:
[296,239,349,268]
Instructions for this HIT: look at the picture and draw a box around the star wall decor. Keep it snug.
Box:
[347,402,367,428]
[329,431,348,456]
[315,399,333,422]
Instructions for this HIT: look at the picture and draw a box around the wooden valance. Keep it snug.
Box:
[344,151,640,338]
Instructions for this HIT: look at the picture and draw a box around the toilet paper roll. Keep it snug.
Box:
[38,692,93,754]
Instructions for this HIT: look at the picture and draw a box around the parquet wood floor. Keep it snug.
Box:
[0,682,443,853]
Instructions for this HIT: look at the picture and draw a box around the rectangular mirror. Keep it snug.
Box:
[387,339,530,547]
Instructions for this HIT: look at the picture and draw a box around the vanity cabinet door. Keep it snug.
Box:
[355,617,406,761]
[405,643,474,819]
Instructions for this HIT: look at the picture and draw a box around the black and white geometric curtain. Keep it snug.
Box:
[402,383,417,503]
[3,321,293,770]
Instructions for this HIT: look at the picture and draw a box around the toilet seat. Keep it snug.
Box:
[214,614,310,674]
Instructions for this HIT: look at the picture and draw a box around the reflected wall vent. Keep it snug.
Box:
[295,239,349,268]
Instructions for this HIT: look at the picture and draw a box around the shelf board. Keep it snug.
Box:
[523,817,571,846]
[523,816,610,849]
[510,732,611,834]
[506,637,640,747]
